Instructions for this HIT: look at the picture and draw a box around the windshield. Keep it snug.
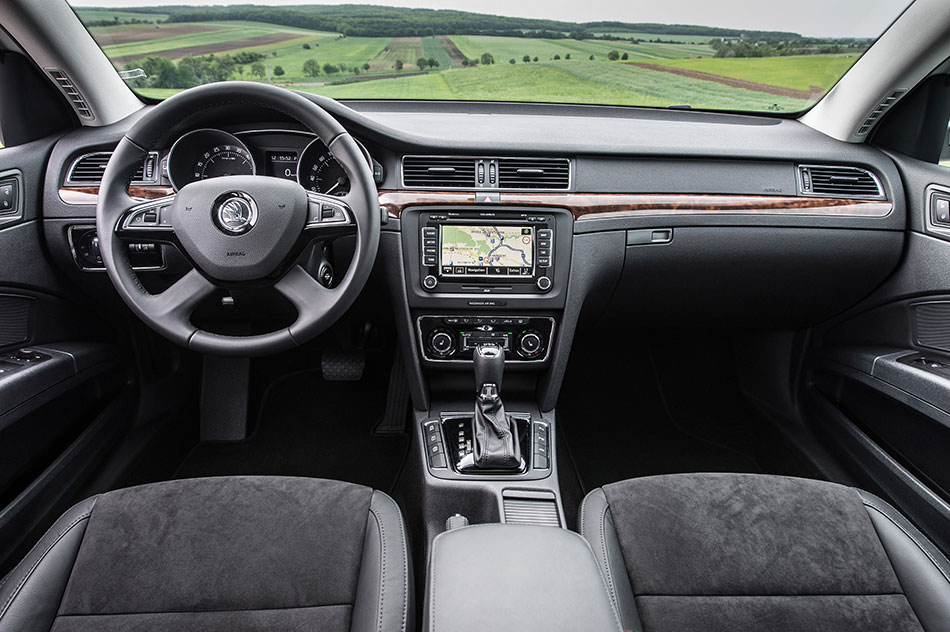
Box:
[70,1,910,113]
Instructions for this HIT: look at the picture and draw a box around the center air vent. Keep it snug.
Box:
[403,156,476,188]
[498,158,570,189]
[798,165,884,199]
[66,151,159,185]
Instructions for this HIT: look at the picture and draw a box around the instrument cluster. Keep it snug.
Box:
[165,128,377,196]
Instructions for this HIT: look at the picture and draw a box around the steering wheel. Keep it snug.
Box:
[96,82,379,356]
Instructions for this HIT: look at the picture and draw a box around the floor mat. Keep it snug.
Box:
[558,334,814,493]
[174,361,409,493]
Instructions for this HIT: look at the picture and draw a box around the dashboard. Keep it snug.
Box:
[41,99,907,390]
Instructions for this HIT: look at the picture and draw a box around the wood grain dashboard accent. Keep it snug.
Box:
[64,186,893,221]
[378,190,892,220]
[59,185,175,205]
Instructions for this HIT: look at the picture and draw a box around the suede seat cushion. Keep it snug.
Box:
[51,476,373,632]
[601,473,924,632]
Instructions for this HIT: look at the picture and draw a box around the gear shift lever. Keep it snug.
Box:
[471,344,522,469]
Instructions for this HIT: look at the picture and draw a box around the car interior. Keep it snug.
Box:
[1,0,950,631]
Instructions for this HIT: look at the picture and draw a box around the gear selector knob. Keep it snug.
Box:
[474,344,504,394]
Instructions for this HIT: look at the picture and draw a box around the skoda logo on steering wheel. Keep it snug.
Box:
[213,192,258,235]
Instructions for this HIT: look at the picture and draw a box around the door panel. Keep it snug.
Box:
[805,153,950,556]
[0,136,132,574]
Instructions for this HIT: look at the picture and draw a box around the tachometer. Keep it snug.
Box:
[297,138,349,196]
[167,128,256,190]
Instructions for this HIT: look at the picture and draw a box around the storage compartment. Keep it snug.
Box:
[424,524,619,632]
[601,227,902,327]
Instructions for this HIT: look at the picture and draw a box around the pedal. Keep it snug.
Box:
[321,347,366,381]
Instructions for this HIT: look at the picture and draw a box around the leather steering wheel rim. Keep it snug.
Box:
[96,81,380,356]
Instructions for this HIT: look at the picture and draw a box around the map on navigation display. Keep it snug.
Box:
[440,225,533,271]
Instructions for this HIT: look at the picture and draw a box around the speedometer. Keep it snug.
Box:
[195,145,254,181]
[297,138,349,196]
[167,128,256,190]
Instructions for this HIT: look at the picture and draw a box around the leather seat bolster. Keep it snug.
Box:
[351,490,413,632]
[0,497,98,632]
[579,488,642,632]
[860,491,950,632]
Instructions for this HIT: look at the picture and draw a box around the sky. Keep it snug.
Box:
[73,0,913,38]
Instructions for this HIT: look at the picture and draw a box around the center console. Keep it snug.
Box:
[424,524,621,632]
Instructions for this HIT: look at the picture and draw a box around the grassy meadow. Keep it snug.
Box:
[80,8,860,112]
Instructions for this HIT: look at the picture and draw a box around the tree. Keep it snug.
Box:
[273,65,285,76]
[362,62,370,70]
[416,57,429,70]
[523,55,530,63]
[250,61,266,79]
[607,50,620,60]
[461,58,469,66]
[588,54,595,60]
[237,65,244,76]
[621,52,628,60]
[553,54,560,60]
[303,43,311,49]
[322,63,339,74]
[303,59,321,77]
[508,58,516,64]
[395,59,403,70]
[533,56,538,62]
[428,58,439,67]
[480,52,494,65]
[565,53,571,60]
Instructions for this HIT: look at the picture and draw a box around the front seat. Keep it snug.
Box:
[580,473,950,632]
[0,476,411,632]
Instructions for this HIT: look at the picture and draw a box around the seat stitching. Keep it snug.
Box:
[429,536,438,632]
[599,503,621,617]
[580,531,624,632]
[863,500,950,585]
[391,499,409,632]
[579,492,590,536]
[55,603,355,616]
[0,512,92,620]
[368,505,387,632]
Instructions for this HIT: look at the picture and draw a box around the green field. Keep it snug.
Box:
[638,55,859,92]
[591,31,724,44]
[86,15,850,113]
[75,8,168,22]
[450,35,710,63]
[294,61,808,111]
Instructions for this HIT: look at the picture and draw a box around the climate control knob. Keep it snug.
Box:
[428,330,456,358]
[518,331,543,358]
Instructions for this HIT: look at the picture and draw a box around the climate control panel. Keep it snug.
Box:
[418,315,555,362]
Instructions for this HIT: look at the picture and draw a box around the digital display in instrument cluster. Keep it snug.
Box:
[267,152,298,181]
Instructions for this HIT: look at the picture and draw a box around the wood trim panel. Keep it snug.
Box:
[63,187,893,220]
[59,185,175,205]
[378,190,892,220]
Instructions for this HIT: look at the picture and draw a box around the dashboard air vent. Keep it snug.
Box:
[403,156,476,188]
[47,69,94,120]
[856,90,905,137]
[497,158,570,189]
[66,151,159,185]
[798,165,883,199]
[67,153,110,184]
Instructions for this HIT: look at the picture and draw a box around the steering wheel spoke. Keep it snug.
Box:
[116,194,177,241]
[304,191,356,239]
[147,267,217,322]
[274,264,334,315]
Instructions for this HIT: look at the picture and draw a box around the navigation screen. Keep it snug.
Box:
[440,225,534,276]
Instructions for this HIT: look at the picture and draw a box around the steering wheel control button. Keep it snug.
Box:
[536,276,552,291]
[213,192,258,235]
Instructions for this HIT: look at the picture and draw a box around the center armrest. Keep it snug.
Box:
[424,524,622,632]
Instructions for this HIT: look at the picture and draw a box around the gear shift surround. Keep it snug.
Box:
[469,344,523,470]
